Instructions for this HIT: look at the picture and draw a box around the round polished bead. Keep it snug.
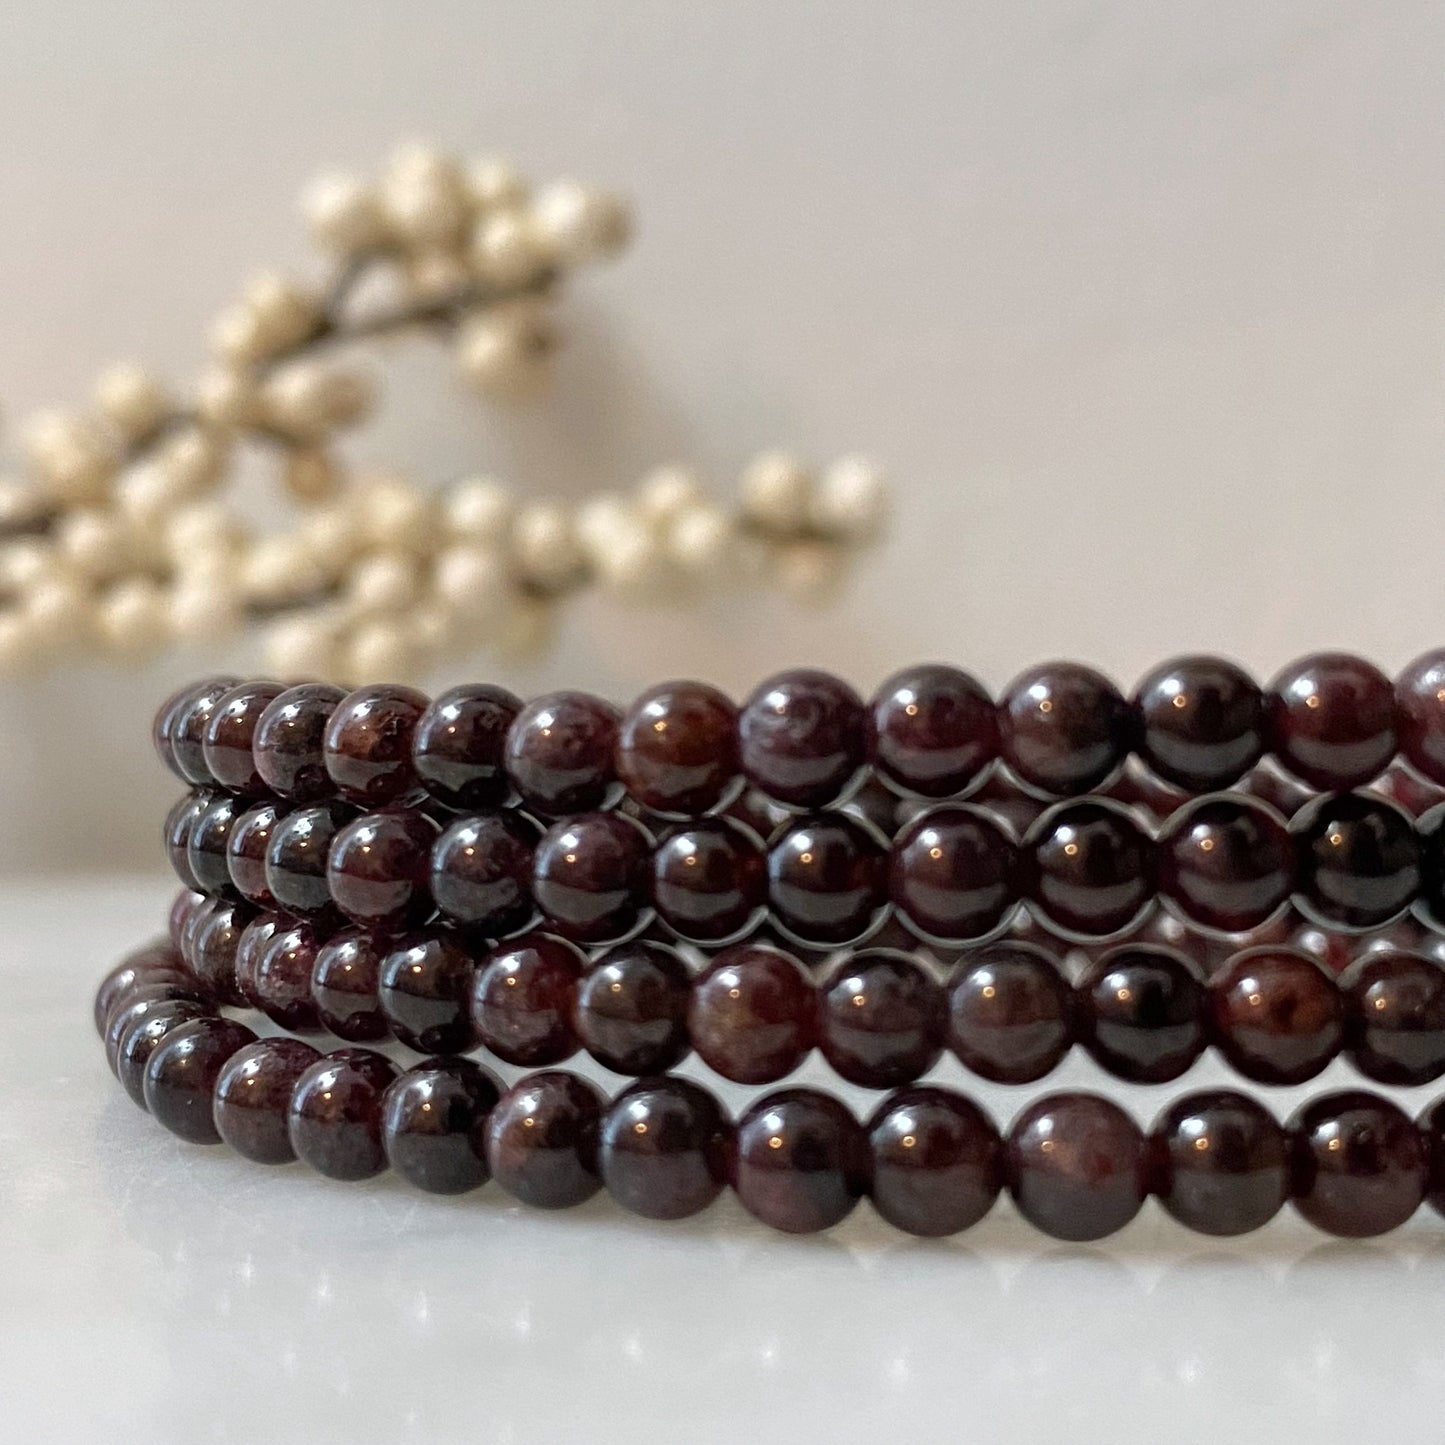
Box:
[382,1058,501,1194]
[734,1089,869,1233]
[1209,947,1344,1084]
[600,1077,731,1220]
[142,1017,257,1144]
[212,1038,322,1164]
[326,807,439,929]
[1267,652,1397,790]
[998,662,1133,797]
[574,941,691,1075]
[470,932,584,1066]
[1007,1093,1148,1242]
[189,898,255,1007]
[203,680,284,795]
[179,893,220,970]
[1157,794,1294,933]
[156,675,240,786]
[1289,1091,1425,1237]
[93,942,190,1036]
[689,943,816,1083]
[323,684,429,806]
[310,927,391,1041]
[1133,656,1265,792]
[430,810,539,936]
[378,931,476,1054]
[104,984,211,1074]
[1420,1098,1445,1218]
[766,812,888,946]
[485,1071,604,1208]
[233,911,286,1009]
[616,680,739,816]
[868,664,997,799]
[532,812,652,944]
[225,800,288,908]
[253,919,327,1032]
[1150,1090,1288,1236]
[504,690,621,816]
[650,817,765,943]
[1075,944,1206,1083]
[946,942,1073,1083]
[288,1049,399,1180]
[867,1087,1002,1237]
[1026,799,1156,938]
[254,682,346,802]
[1397,650,1445,786]
[115,999,216,1108]
[1291,792,1419,929]
[186,791,241,897]
[264,802,356,919]
[412,683,521,809]
[737,669,867,809]
[817,949,943,1088]
[1340,950,1445,1085]
[168,889,202,949]
[889,804,1022,942]
[163,792,207,891]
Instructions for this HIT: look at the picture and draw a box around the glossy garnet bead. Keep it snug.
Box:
[1132,656,1265,792]
[1007,1093,1148,1242]
[616,680,739,816]
[1288,1091,1425,1237]
[504,690,621,816]
[866,1087,1002,1237]
[1209,947,1344,1084]
[233,911,284,1009]
[1156,794,1294,933]
[766,812,888,946]
[650,817,765,943]
[998,662,1133,797]
[202,680,284,795]
[532,812,652,944]
[187,791,242,898]
[485,1071,604,1208]
[253,682,346,802]
[889,804,1022,942]
[322,684,429,806]
[816,949,944,1088]
[1291,792,1419,929]
[382,1058,502,1194]
[573,941,692,1075]
[163,792,207,892]
[1418,804,1445,929]
[946,942,1074,1083]
[288,1049,399,1180]
[1339,950,1445,1085]
[155,675,240,786]
[1267,652,1398,790]
[378,931,477,1054]
[105,985,211,1075]
[867,664,997,799]
[411,683,522,809]
[688,943,816,1083]
[309,927,391,1041]
[733,1089,869,1234]
[1026,798,1156,938]
[429,809,539,936]
[252,919,327,1032]
[142,1017,257,1144]
[1396,650,1445,786]
[188,898,255,1007]
[737,669,867,809]
[1149,1090,1288,1236]
[115,999,216,1108]
[470,932,584,1066]
[326,807,439,929]
[599,1077,731,1220]
[264,801,356,918]
[93,942,192,1036]
[225,801,288,909]
[212,1038,322,1164]
[1075,944,1206,1083]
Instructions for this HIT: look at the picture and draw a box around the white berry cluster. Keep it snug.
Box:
[0,144,888,684]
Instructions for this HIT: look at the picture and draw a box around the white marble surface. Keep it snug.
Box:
[5,875,1445,1443]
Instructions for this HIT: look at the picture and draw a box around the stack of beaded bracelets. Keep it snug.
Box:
[96,653,1445,1242]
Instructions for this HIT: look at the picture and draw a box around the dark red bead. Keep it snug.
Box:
[573,941,691,1075]
[1340,950,1445,1085]
[226,800,288,908]
[616,680,739,816]
[93,941,190,1035]
[1421,1098,1445,1218]
[1267,652,1397,790]
[168,889,202,949]
[1291,792,1419,929]
[156,675,240,786]
[600,1077,731,1220]
[734,1089,869,1233]
[288,1049,399,1180]
[689,943,815,1083]
[105,984,211,1074]
[213,1038,322,1163]
[1133,656,1265,792]
[1157,794,1294,933]
[430,809,539,935]
[233,911,286,1009]
[163,792,207,891]
[412,683,521,809]
[946,942,1073,1083]
[1397,650,1445,787]
[504,690,620,816]
[115,999,216,1108]
[323,684,429,806]
[485,1071,604,1208]
[1289,1091,1425,1237]
[651,817,765,943]
[382,1058,501,1194]
[203,680,284,795]
[254,682,346,802]
[866,1086,1002,1236]
[186,791,241,898]
[310,927,391,1041]
[817,949,943,1088]
[470,932,584,1065]
[1076,944,1206,1083]
[1007,1093,1148,1241]
[142,1017,257,1144]
[189,898,255,1007]
[1210,947,1344,1084]
[737,669,867,809]
[326,806,439,929]
[532,812,652,944]
[889,804,1022,942]
[1150,1090,1288,1236]
[264,801,356,918]
[868,664,997,799]
[1026,798,1156,938]
[766,812,888,946]
[377,930,476,1054]
[998,662,1133,797]
[253,919,327,1032]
